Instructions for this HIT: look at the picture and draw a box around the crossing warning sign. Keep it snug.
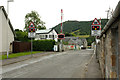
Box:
[92,18,101,25]
[91,18,101,36]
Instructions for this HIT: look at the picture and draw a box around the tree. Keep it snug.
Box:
[86,36,95,46]
[25,11,46,31]
[15,29,30,42]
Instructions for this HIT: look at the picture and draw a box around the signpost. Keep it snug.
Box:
[28,22,36,57]
[91,18,101,36]
[28,22,36,38]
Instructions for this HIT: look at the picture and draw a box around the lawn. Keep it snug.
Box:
[0,51,43,60]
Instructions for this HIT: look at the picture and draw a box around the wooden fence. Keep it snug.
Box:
[13,41,31,53]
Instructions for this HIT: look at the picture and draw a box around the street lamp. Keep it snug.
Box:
[7,0,14,14]
[7,0,14,58]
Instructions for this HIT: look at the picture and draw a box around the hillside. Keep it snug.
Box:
[53,19,108,35]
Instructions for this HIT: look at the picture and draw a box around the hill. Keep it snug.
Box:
[53,19,108,35]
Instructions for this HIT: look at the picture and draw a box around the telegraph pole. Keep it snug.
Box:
[105,7,111,20]
[7,0,14,58]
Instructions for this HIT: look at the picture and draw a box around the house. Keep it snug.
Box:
[68,38,82,46]
[81,39,87,48]
[35,28,58,42]
[64,37,79,45]
[0,6,15,54]
[64,37,87,47]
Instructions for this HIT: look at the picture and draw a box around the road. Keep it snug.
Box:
[2,49,94,78]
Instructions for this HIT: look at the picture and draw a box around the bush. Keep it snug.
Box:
[33,40,55,51]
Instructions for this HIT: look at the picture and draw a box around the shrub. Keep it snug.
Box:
[33,40,55,51]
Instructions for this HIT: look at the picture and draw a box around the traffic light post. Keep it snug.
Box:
[91,18,101,36]
[91,18,101,59]
[28,22,36,57]
[57,9,65,52]
[57,34,65,51]
[31,37,33,57]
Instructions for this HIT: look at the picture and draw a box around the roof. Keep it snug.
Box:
[0,6,15,36]
[36,28,57,34]
[68,38,82,45]
[63,38,70,42]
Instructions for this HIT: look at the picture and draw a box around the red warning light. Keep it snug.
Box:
[29,29,31,32]
[33,29,35,31]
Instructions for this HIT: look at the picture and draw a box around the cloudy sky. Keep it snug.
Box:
[1,0,119,30]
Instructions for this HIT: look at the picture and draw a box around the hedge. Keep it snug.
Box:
[33,40,55,51]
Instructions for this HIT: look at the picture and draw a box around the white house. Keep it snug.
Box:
[35,28,58,42]
[0,6,15,54]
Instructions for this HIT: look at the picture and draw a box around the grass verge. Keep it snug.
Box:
[0,51,43,60]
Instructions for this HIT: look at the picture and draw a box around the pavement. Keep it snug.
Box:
[84,51,102,78]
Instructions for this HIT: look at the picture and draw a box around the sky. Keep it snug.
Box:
[0,0,120,30]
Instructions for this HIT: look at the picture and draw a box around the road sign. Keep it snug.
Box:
[28,28,36,32]
[28,22,36,38]
[29,22,35,28]
[28,32,36,38]
[92,18,101,25]
[91,18,101,36]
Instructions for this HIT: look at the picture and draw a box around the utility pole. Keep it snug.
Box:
[105,9,110,20]
[105,7,113,20]
[7,0,14,58]
[7,0,14,15]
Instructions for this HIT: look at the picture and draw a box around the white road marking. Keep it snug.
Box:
[2,64,28,74]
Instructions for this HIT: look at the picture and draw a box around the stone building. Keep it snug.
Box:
[96,1,120,79]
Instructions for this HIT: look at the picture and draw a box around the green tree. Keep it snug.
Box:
[86,36,95,46]
[25,11,46,31]
[15,29,30,42]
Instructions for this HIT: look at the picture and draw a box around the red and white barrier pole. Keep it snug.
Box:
[61,9,63,33]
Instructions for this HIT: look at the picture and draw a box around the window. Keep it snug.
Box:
[39,35,44,38]
[49,35,53,38]
[45,35,48,38]
[39,35,42,38]
[53,35,54,39]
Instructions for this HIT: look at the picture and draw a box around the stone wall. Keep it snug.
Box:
[118,22,120,79]
[96,19,120,78]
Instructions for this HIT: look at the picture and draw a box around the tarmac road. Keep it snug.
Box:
[2,49,94,78]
